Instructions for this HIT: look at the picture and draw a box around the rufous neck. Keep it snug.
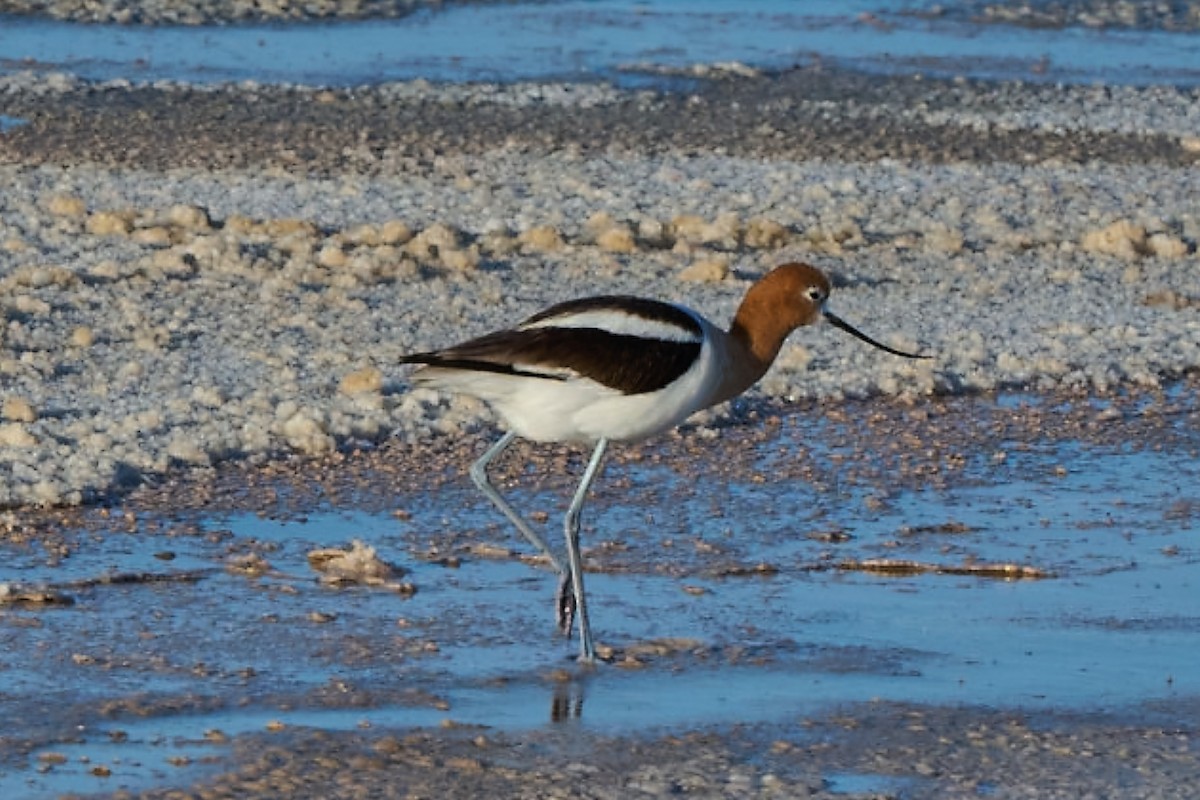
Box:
[729,274,804,368]
[711,296,792,405]
[711,264,826,405]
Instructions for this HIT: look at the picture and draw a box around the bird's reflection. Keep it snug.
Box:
[550,681,585,723]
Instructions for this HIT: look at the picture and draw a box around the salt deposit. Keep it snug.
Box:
[0,30,1198,510]
[1,139,1197,508]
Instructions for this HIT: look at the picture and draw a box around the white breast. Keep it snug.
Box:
[497,315,726,443]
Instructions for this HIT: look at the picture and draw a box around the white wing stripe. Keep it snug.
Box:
[521,307,702,343]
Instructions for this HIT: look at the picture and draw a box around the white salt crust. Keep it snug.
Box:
[1,97,1198,506]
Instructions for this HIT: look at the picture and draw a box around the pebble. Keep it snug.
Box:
[678,258,730,283]
[339,366,384,396]
[1,397,37,423]
[306,539,402,586]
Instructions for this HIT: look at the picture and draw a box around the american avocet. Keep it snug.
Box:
[402,262,926,662]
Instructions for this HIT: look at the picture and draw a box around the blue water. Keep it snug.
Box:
[1,419,1197,797]
[2,0,1199,86]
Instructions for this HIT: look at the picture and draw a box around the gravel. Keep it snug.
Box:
[1,63,1199,508]
[0,0,443,25]
[917,0,1200,31]
[3,70,1199,170]
[116,700,1200,800]
[4,0,1199,31]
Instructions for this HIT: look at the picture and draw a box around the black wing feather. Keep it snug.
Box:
[403,326,701,395]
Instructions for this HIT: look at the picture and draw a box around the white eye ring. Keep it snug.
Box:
[805,286,825,302]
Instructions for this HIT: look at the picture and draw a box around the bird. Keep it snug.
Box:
[401,262,928,662]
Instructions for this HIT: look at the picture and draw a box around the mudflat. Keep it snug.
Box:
[1,5,1199,796]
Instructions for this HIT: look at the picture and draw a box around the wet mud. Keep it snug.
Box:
[2,384,1198,797]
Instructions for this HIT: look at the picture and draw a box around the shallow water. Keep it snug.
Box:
[2,0,1199,86]
[1,394,1196,797]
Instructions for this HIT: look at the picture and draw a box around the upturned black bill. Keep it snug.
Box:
[824,311,930,359]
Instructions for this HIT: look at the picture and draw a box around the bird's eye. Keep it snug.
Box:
[805,286,825,303]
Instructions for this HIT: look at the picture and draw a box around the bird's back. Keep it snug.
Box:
[403,294,723,443]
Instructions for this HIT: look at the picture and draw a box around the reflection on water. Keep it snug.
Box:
[551,681,586,724]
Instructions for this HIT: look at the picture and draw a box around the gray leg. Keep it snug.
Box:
[470,431,566,577]
[563,438,609,663]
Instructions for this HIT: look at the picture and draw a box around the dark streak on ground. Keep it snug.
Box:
[1,68,1197,176]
